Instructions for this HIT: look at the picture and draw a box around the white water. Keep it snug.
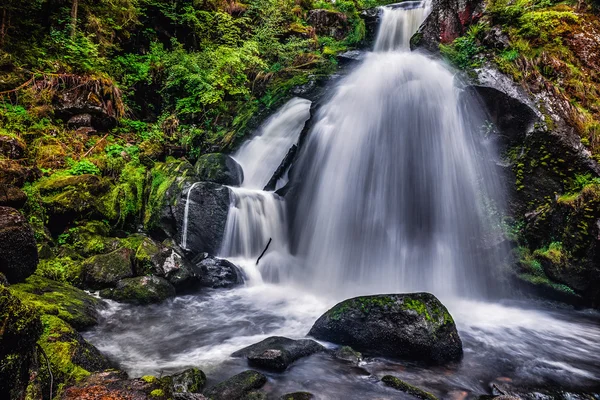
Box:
[374,2,430,51]
[181,182,200,250]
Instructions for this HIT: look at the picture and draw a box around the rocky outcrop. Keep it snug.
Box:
[0,184,27,208]
[0,207,38,283]
[204,370,267,400]
[307,9,350,41]
[100,275,176,305]
[82,247,134,289]
[195,153,244,186]
[308,293,462,364]
[232,336,325,371]
[174,182,231,256]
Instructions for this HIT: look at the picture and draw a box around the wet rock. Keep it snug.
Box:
[195,153,244,186]
[64,221,121,258]
[67,113,93,128]
[0,286,43,400]
[362,7,383,46]
[10,274,101,330]
[100,275,176,305]
[195,254,244,288]
[381,375,438,400]
[482,25,510,50]
[307,9,349,40]
[82,247,134,289]
[232,336,325,372]
[308,293,462,364]
[280,393,314,400]
[0,134,25,159]
[172,368,207,394]
[134,236,196,283]
[204,370,267,400]
[0,184,27,208]
[333,346,362,365]
[174,182,231,256]
[0,206,38,283]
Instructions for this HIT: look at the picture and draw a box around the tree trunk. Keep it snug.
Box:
[0,8,7,48]
[70,0,78,38]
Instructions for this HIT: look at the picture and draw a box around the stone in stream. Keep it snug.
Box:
[307,293,462,364]
[0,206,39,283]
[195,153,244,186]
[100,276,176,305]
[232,336,325,372]
[381,375,438,400]
[82,247,134,289]
[333,345,362,365]
[280,392,315,400]
[167,253,244,291]
[172,367,207,394]
[203,370,267,400]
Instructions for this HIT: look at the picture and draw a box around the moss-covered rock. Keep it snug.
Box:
[82,247,134,289]
[194,153,244,186]
[172,367,207,394]
[60,221,120,258]
[38,315,113,397]
[10,275,101,330]
[0,206,39,283]
[100,276,176,305]
[0,285,43,400]
[280,393,314,400]
[308,293,462,364]
[36,256,84,285]
[134,236,164,275]
[333,345,362,365]
[381,375,438,400]
[204,370,267,400]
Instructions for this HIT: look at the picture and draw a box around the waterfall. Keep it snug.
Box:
[181,182,200,250]
[285,2,506,299]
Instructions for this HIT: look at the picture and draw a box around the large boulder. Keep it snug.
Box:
[195,153,244,186]
[100,276,176,305]
[0,207,38,283]
[204,370,267,400]
[167,253,243,291]
[0,184,27,208]
[307,293,462,364]
[232,336,325,371]
[82,247,134,289]
[174,182,231,256]
[0,286,43,400]
[307,9,349,40]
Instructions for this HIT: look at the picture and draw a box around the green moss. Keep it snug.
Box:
[403,298,433,322]
[142,375,157,383]
[381,375,438,400]
[150,389,165,397]
[534,242,565,265]
[100,162,147,226]
[36,257,83,285]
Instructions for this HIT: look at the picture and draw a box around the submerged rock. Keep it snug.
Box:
[307,293,462,364]
[333,346,362,365]
[381,375,438,400]
[82,247,134,289]
[172,368,207,395]
[232,336,325,371]
[280,393,314,400]
[0,206,38,283]
[195,153,244,186]
[204,370,267,400]
[100,275,176,305]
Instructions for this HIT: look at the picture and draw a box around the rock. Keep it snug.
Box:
[100,276,176,305]
[64,221,121,258]
[10,274,101,330]
[280,393,314,400]
[204,370,267,400]
[82,247,134,289]
[381,375,438,400]
[194,254,244,288]
[174,182,231,256]
[307,9,349,40]
[195,153,244,186]
[0,207,38,283]
[61,370,175,400]
[0,158,38,186]
[0,184,27,208]
[307,293,463,364]
[333,346,362,365]
[0,134,26,159]
[67,113,93,129]
[232,336,325,372]
[134,236,195,281]
[172,368,207,394]
[411,0,484,52]
[0,286,43,400]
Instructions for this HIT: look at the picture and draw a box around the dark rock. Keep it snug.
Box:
[195,153,244,186]
[0,286,43,400]
[411,0,484,52]
[195,254,244,288]
[232,336,325,372]
[307,9,349,40]
[482,25,510,50]
[172,368,207,394]
[307,293,462,364]
[280,393,314,400]
[174,182,231,256]
[381,375,438,400]
[82,247,134,289]
[362,7,383,46]
[0,184,27,208]
[67,113,93,129]
[10,274,101,330]
[0,135,25,159]
[204,370,267,400]
[333,346,362,365]
[0,159,39,186]
[0,207,38,283]
[100,275,176,305]
[54,83,119,130]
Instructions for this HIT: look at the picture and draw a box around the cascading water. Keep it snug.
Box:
[286,2,506,299]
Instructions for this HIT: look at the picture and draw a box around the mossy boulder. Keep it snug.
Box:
[232,336,325,372]
[204,370,267,400]
[10,275,101,330]
[61,371,175,400]
[36,256,84,285]
[307,293,462,364]
[0,206,39,283]
[0,286,43,400]
[333,346,362,365]
[100,276,176,305]
[38,315,113,396]
[82,247,134,289]
[194,153,244,186]
[62,221,120,258]
[132,236,193,279]
[172,367,207,394]
[280,393,314,400]
[381,375,438,400]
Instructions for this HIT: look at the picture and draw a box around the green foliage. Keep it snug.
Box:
[440,24,485,70]
[67,159,101,176]
[101,162,147,226]
[36,257,83,285]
